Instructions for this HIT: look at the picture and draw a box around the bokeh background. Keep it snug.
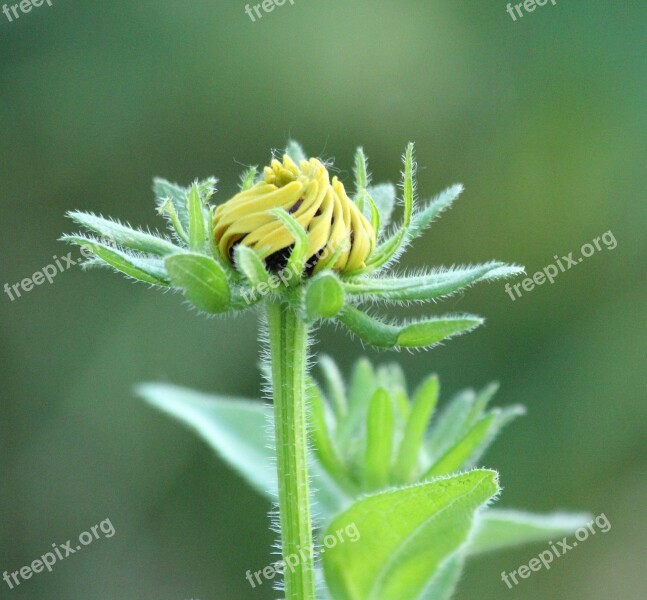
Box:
[1,1,645,598]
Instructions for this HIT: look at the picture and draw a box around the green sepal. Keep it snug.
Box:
[270,208,308,281]
[364,183,396,232]
[305,272,345,320]
[66,211,182,256]
[153,177,216,234]
[157,199,189,243]
[345,263,525,303]
[61,235,169,286]
[337,306,483,350]
[233,244,269,287]
[165,252,231,314]
[188,183,207,252]
[365,143,416,271]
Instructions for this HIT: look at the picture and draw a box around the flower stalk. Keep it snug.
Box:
[266,299,316,600]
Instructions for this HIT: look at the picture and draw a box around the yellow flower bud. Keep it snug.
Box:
[213,155,376,275]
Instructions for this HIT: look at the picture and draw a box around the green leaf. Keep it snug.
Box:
[322,470,500,600]
[61,235,169,286]
[336,358,376,451]
[286,139,307,163]
[469,509,592,556]
[424,414,499,478]
[66,211,182,256]
[319,355,347,418]
[337,306,483,349]
[426,389,477,460]
[270,208,308,280]
[188,184,207,252]
[421,553,464,600]
[365,183,396,231]
[308,381,356,495]
[363,388,394,491]
[394,375,438,483]
[305,272,345,320]
[137,383,276,497]
[233,244,269,287]
[345,263,525,303]
[138,382,347,517]
[165,253,231,313]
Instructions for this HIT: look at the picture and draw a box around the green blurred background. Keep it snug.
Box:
[1,1,645,598]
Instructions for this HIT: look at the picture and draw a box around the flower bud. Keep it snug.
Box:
[213,155,376,276]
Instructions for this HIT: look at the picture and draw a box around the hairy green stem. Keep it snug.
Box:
[266,300,316,600]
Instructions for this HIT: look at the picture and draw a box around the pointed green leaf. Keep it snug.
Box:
[424,414,499,478]
[66,211,182,256]
[62,235,169,286]
[421,553,465,600]
[308,381,356,495]
[137,383,276,496]
[319,355,347,418]
[363,388,394,491]
[305,272,345,320]
[466,382,500,425]
[286,139,307,163]
[336,358,376,450]
[137,383,347,517]
[394,375,438,483]
[165,253,231,313]
[188,184,207,252]
[469,509,593,556]
[322,470,500,600]
[426,389,477,460]
[345,263,525,303]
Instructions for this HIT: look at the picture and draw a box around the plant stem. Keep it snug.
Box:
[266,299,316,600]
